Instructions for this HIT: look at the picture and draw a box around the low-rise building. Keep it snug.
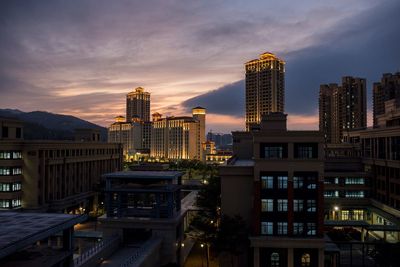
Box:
[150,107,206,161]
[0,117,123,212]
[99,171,186,266]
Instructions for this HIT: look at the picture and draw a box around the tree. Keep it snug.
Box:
[215,215,249,267]
[196,175,221,219]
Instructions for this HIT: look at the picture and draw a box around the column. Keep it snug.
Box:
[287,248,294,267]
[63,227,74,251]
[318,248,325,267]
[253,247,260,267]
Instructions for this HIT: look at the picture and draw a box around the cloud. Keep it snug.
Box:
[181,80,245,117]
[0,0,397,133]
[179,0,400,131]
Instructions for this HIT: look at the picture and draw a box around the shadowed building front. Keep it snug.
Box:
[220,113,326,267]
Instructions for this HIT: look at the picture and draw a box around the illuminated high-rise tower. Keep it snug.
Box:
[126,87,150,123]
[245,52,285,131]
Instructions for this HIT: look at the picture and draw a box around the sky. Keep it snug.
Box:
[0,0,399,133]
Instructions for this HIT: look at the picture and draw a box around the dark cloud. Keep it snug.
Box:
[181,80,244,116]
[181,0,400,118]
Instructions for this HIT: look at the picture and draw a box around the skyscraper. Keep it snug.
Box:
[373,72,400,127]
[126,87,150,123]
[245,52,285,131]
[319,76,366,143]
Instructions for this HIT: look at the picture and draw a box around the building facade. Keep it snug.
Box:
[99,171,185,266]
[245,52,285,131]
[150,107,206,161]
[373,72,400,127]
[126,87,151,123]
[0,118,123,212]
[108,116,150,160]
[220,113,325,267]
[319,77,367,143]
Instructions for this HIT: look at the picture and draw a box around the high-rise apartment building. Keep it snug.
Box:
[245,52,285,131]
[150,107,206,161]
[373,72,400,127]
[319,76,366,143]
[126,87,150,123]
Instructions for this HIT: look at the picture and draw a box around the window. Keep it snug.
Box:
[0,183,10,192]
[16,127,22,139]
[0,152,11,159]
[352,210,364,220]
[12,167,22,175]
[277,176,288,189]
[262,199,273,212]
[261,222,273,235]
[293,222,304,235]
[0,167,10,176]
[293,200,304,212]
[345,178,365,185]
[307,200,316,212]
[294,143,318,158]
[12,151,22,159]
[307,223,316,236]
[293,176,303,189]
[261,143,287,159]
[2,127,8,138]
[324,191,339,197]
[277,199,288,212]
[277,222,288,235]
[345,191,365,198]
[12,198,21,208]
[271,252,280,267]
[341,210,349,220]
[261,176,274,189]
[307,183,316,189]
[0,199,10,208]
[265,146,283,158]
[301,253,311,267]
[12,182,21,191]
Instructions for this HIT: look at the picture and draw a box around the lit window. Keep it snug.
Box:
[261,222,273,235]
[12,152,22,159]
[307,200,316,212]
[0,183,10,192]
[277,176,287,189]
[12,198,21,208]
[0,152,11,159]
[345,178,365,185]
[277,222,288,235]
[345,191,365,198]
[277,199,288,212]
[293,222,304,235]
[261,176,274,189]
[301,253,311,267]
[0,167,10,176]
[271,252,280,267]
[307,223,316,236]
[261,199,273,212]
[293,200,304,212]
[293,177,303,189]
[0,199,10,208]
[12,182,21,191]
[12,168,22,175]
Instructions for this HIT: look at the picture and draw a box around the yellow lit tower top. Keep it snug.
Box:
[245,52,285,131]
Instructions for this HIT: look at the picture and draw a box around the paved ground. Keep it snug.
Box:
[184,241,219,267]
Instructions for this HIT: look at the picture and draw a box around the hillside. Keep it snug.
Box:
[0,109,107,141]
